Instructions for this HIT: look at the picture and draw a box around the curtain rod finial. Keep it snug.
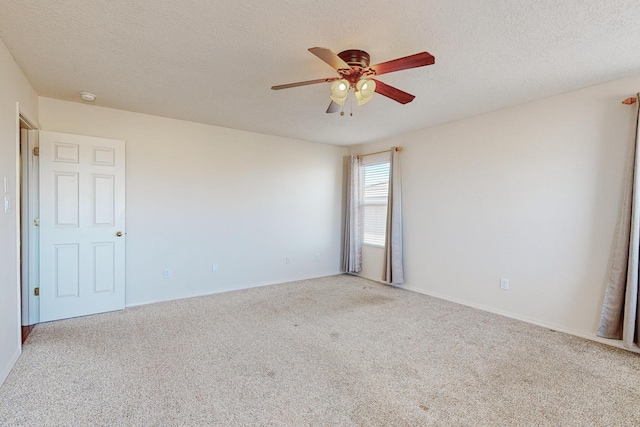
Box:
[622,97,637,105]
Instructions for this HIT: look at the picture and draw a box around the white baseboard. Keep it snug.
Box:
[126,272,343,308]
[0,347,21,387]
[398,283,626,351]
[353,273,627,351]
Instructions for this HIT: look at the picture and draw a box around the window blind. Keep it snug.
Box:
[362,162,390,246]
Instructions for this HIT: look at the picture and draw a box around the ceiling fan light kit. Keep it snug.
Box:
[355,79,376,106]
[271,47,435,115]
[330,79,350,106]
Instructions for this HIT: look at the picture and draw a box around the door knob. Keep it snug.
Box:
[116,231,123,237]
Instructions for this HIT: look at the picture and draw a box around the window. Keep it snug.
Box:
[362,161,390,246]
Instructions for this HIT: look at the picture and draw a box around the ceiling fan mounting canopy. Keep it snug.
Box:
[338,49,371,69]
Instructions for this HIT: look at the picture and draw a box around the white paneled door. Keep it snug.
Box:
[39,131,126,322]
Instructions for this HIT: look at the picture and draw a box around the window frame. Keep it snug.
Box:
[360,159,390,248]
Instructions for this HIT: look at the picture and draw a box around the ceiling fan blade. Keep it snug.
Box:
[308,47,351,71]
[326,101,341,113]
[271,77,337,90]
[369,52,435,76]
[372,79,416,104]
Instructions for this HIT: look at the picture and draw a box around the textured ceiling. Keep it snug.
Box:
[1,0,640,146]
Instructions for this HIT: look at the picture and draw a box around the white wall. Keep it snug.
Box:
[38,98,346,306]
[360,245,384,280]
[350,74,640,344]
[0,38,38,385]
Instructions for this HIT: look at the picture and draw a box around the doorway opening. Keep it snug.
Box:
[19,114,38,343]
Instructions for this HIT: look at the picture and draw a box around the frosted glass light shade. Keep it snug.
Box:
[330,79,350,106]
[355,91,372,106]
[355,79,376,106]
[357,79,376,98]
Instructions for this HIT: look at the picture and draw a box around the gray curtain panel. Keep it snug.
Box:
[597,94,640,352]
[342,155,362,273]
[383,147,405,284]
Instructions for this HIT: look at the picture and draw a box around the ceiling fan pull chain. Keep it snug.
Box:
[350,89,354,116]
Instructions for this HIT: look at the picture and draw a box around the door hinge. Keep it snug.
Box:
[33,146,39,156]
[34,287,39,296]
[34,217,40,226]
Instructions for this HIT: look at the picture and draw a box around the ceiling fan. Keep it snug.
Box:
[271,47,435,114]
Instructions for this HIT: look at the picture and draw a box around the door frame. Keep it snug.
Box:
[17,104,39,331]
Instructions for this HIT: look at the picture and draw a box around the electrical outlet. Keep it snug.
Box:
[500,278,510,290]
[315,253,320,262]
[212,263,218,272]
[285,257,291,265]
[163,268,172,279]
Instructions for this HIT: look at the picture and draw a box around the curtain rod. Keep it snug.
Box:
[356,146,403,159]
[623,97,637,105]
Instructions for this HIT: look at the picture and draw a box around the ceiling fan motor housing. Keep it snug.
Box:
[337,50,374,86]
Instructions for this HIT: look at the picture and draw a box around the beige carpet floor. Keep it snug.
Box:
[1,274,639,426]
